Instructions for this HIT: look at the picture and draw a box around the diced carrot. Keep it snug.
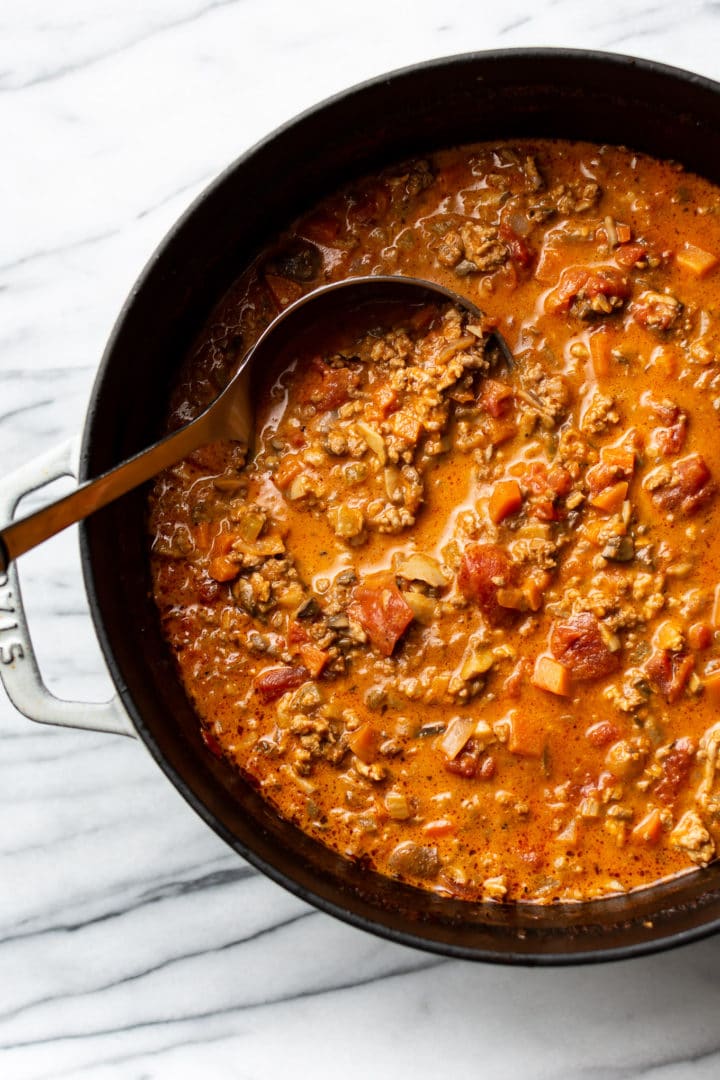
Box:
[422,819,456,838]
[348,723,376,764]
[531,655,571,697]
[704,668,720,706]
[507,710,546,757]
[589,480,629,513]
[584,518,625,547]
[615,224,632,244]
[522,579,543,612]
[632,808,663,844]
[274,456,303,490]
[212,530,238,556]
[366,385,399,422]
[676,243,718,277]
[589,329,612,378]
[298,643,330,678]
[487,417,517,446]
[208,555,240,583]
[603,444,637,475]
[488,479,523,524]
[712,585,720,628]
[390,410,423,444]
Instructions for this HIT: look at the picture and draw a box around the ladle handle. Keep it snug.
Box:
[0,438,133,736]
[0,414,215,574]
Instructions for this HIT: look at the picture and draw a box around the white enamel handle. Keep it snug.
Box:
[0,437,134,737]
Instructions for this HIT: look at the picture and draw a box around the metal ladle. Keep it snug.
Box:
[0,275,508,573]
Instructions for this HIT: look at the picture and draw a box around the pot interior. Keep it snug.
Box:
[81,50,720,962]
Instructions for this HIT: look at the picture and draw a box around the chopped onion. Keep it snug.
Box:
[440,716,476,760]
[396,553,450,587]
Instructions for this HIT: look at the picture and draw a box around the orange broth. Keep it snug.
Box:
[149,140,720,903]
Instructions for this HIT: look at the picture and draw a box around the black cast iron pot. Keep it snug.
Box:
[4,49,720,964]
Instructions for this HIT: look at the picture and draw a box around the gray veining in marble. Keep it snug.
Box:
[3,2,720,1077]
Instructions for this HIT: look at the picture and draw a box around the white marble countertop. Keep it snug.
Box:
[3,2,720,1077]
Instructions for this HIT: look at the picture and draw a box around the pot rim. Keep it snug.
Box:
[79,46,720,964]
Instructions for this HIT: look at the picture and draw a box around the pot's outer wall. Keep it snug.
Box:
[80,50,720,963]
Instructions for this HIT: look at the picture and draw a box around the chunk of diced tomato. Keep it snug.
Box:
[632,808,663,844]
[645,649,694,704]
[585,720,619,748]
[457,543,515,626]
[254,666,307,703]
[645,454,713,516]
[350,575,414,657]
[688,622,712,651]
[498,222,533,268]
[347,722,376,763]
[288,620,310,647]
[299,360,358,411]
[549,612,619,680]
[615,242,647,268]
[264,273,304,308]
[654,737,696,804]
[299,643,330,678]
[546,265,630,313]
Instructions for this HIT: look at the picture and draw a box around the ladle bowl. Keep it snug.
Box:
[0,275,490,573]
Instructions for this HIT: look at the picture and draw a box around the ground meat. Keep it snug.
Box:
[508,538,560,571]
[553,180,601,214]
[581,393,620,435]
[527,180,601,222]
[632,290,683,331]
[669,810,715,865]
[604,669,650,714]
[524,155,545,192]
[457,223,508,273]
[436,230,464,268]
